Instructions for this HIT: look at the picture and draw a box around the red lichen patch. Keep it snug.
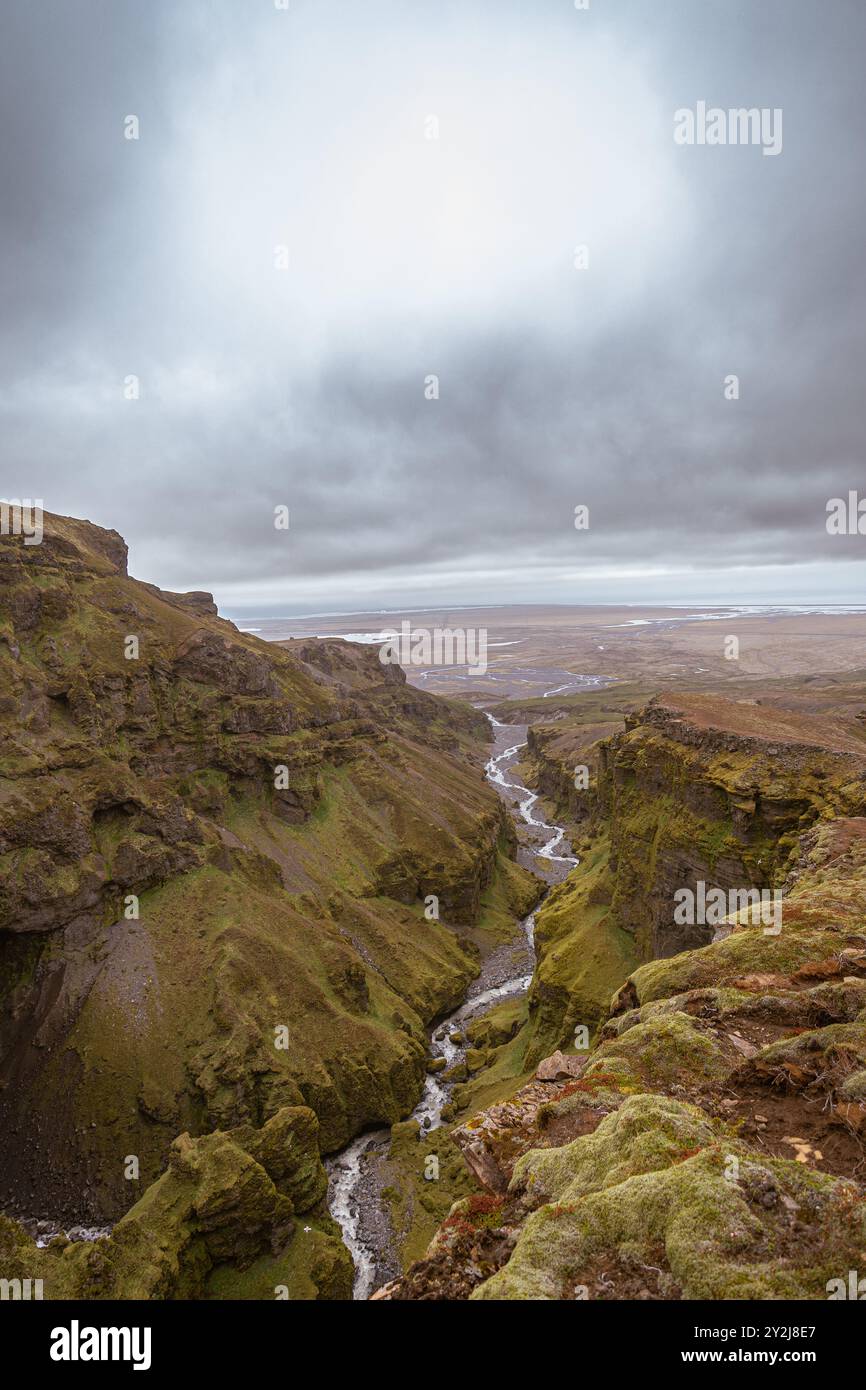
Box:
[671,1145,706,1165]
[442,1193,507,1235]
[555,1072,624,1097]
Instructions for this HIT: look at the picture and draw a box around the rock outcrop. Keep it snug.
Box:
[0,512,533,1233]
[500,690,866,1073]
[598,694,866,959]
[384,705,866,1301]
[0,1106,352,1299]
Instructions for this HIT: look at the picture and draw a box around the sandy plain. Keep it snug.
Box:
[258,603,866,702]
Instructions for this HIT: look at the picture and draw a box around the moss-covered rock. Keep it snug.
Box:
[582,1012,733,1091]
[521,834,639,1068]
[388,792,866,1300]
[0,1106,352,1300]
[474,1095,865,1300]
[593,697,866,960]
[619,927,861,1009]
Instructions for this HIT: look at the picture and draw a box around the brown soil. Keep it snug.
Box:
[723,1083,866,1181]
[535,1104,606,1150]
[389,1223,517,1300]
[563,1244,683,1301]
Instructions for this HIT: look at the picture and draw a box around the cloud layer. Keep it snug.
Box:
[2,0,865,612]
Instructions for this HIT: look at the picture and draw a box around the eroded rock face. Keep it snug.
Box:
[0,1107,352,1300]
[0,511,527,1224]
[386,785,866,1300]
[521,692,866,963]
[591,696,866,959]
[490,692,866,1073]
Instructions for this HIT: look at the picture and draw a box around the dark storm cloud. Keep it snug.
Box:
[1,0,865,610]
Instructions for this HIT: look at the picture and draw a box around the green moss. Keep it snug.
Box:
[2,509,535,1225]
[205,1215,352,1300]
[625,927,854,1007]
[583,1012,732,1090]
[840,1069,866,1101]
[0,1107,351,1301]
[474,1095,865,1300]
[521,834,639,1067]
[512,1093,716,1203]
[466,996,525,1050]
[381,1120,478,1269]
[751,1019,866,1085]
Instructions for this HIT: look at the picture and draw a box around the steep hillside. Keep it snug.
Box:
[598,694,866,959]
[0,513,533,1238]
[375,694,866,1300]
[0,1105,353,1300]
[502,689,866,1072]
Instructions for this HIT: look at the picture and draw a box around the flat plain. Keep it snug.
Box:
[262,603,866,702]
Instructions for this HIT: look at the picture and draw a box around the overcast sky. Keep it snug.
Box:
[2,0,865,614]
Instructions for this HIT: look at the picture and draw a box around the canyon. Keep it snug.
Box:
[1,513,865,1300]
[375,686,866,1300]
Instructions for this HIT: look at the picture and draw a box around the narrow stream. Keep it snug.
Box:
[325,711,580,1299]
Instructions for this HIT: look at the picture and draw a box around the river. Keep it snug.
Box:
[325,712,580,1299]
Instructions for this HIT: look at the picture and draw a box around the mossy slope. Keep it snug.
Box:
[0,513,528,1224]
[382,712,866,1301]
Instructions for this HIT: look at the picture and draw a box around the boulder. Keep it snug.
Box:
[535,1050,584,1082]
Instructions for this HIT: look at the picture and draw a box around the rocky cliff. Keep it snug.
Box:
[598,694,866,958]
[0,513,533,1248]
[511,691,866,1070]
[0,1104,352,1299]
[381,696,866,1300]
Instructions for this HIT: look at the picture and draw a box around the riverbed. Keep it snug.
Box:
[325,712,580,1299]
